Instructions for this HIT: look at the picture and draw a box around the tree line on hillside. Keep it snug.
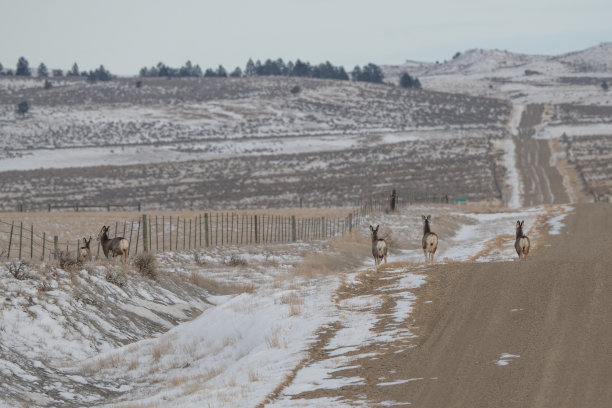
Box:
[0,56,425,88]
[0,57,113,82]
[138,58,421,86]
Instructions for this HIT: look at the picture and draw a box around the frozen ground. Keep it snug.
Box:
[0,204,572,407]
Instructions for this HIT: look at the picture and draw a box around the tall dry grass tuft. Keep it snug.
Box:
[134,252,157,279]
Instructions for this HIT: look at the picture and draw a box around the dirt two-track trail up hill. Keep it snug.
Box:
[272,203,612,407]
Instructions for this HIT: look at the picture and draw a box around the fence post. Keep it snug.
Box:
[7,221,14,259]
[321,217,325,239]
[42,232,46,260]
[128,221,134,256]
[176,216,180,250]
[142,214,148,253]
[254,215,259,244]
[205,213,209,247]
[135,221,141,256]
[189,219,192,250]
[349,213,353,232]
[169,216,172,251]
[19,222,23,260]
[291,216,297,242]
[54,236,58,258]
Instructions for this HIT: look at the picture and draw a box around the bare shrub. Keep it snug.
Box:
[106,269,127,287]
[134,252,157,279]
[8,261,31,280]
[56,250,83,272]
[227,254,247,267]
[193,253,206,266]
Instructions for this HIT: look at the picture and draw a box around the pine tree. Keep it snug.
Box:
[69,62,79,76]
[16,57,31,76]
[245,58,256,76]
[230,67,242,77]
[38,62,49,77]
[216,65,228,77]
[400,72,421,88]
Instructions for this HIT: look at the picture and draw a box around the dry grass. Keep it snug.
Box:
[189,272,254,295]
[280,292,303,316]
[292,231,370,278]
[134,252,157,279]
[265,326,286,349]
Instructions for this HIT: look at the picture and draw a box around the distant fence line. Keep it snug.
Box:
[0,210,371,262]
[14,203,143,213]
[1,188,455,262]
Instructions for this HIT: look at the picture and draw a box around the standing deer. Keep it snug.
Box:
[422,215,438,264]
[370,225,388,266]
[97,226,129,264]
[79,236,92,262]
[515,220,530,260]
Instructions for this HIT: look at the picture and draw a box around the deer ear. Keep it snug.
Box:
[427,215,431,220]
[422,215,426,220]
[370,225,373,231]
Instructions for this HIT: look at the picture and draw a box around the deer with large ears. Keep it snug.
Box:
[97,226,129,264]
[79,236,92,262]
[369,225,388,266]
[422,215,438,264]
[515,220,530,260]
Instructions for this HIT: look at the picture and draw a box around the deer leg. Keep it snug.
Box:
[384,254,387,264]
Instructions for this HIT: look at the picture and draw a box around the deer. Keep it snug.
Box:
[515,220,530,260]
[422,215,438,264]
[97,226,129,264]
[79,236,92,262]
[370,225,388,266]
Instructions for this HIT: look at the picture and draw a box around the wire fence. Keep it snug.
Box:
[0,211,371,262]
[1,188,453,262]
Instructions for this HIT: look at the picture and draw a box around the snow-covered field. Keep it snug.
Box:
[0,204,572,407]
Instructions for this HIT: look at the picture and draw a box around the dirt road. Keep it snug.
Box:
[269,203,612,407]
[514,104,570,206]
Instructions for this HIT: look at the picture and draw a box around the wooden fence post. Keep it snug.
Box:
[54,236,58,259]
[19,222,23,260]
[7,221,14,259]
[42,232,46,260]
[176,216,180,250]
[142,214,148,253]
[254,215,259,244]
[205,213,209,247]
[169,216,172,251]
[128,221,134,256]
[291,216,296,242]
[135,221,140,256]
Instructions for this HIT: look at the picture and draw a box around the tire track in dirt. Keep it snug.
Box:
[514,104,570,206]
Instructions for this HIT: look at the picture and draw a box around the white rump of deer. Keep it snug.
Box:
[79,236,92,262]
[97,226,129,264]
[422,215,438,264]
[370,224,388,266]
[515,220,530,260]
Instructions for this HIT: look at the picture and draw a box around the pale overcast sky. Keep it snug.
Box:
[1,0,611,76]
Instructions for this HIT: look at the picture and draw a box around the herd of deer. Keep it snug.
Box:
[370,215,531,266]
[79,219,530,267]
[77,226,130,264]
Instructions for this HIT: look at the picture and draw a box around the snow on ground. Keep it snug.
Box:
[0,128,487,172]
[0,204,573,407]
